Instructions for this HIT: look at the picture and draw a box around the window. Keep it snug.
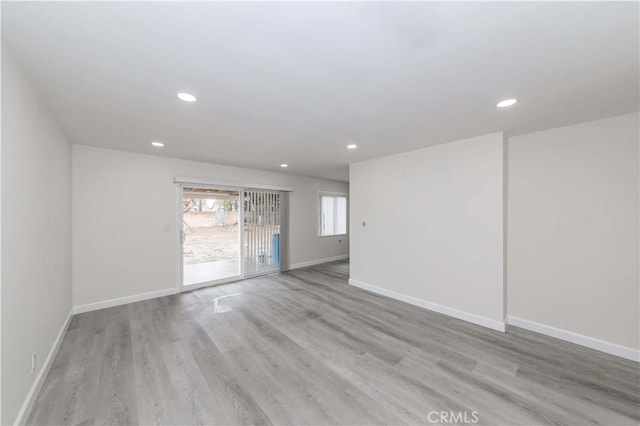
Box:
[319,194,347,236]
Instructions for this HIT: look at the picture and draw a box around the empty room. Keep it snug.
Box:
[1,1,638,425]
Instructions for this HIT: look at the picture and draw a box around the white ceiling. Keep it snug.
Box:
[2,1,638,182]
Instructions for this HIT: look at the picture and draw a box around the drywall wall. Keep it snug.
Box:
[72,145,349,307]
[1,48,72,425]
[349,133,505,330]
[508,113,639,351]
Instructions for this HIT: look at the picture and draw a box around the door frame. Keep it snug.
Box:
[177,183,245,292]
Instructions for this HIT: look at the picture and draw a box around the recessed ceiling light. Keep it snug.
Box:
[177,92,197,102]
[497,98,517,108]
[151,141,164,147]
[347,144,358,149]
[280,164,288,168]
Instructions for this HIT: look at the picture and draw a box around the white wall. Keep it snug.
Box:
[1,48,72,425]
[508,113,639,351]
[350,133,505,330]
[72,145,348,307]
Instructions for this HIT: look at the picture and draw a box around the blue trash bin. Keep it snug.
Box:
[272,233,280,268]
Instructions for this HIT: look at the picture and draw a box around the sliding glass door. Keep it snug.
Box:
[180,186,282,289]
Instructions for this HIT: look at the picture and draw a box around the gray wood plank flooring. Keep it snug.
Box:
[28,261,640,425]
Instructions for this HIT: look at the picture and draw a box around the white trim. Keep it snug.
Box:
[289,255,350,270]
[174,176,293,192]
[176,184,184,292]
[73,288,178,314]
[318,190,348,197]
[238,189,245,277]
[507,316,640,362]
[348,278,506,332]
[14,309,74,426]
[182,275,244,292]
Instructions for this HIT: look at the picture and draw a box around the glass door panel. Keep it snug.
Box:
[182,187,241,286]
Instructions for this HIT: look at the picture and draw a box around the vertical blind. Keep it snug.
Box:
[243,189,282,276]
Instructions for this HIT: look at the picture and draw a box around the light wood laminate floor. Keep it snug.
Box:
[28,261,639,425]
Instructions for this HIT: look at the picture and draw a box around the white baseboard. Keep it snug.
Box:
[73,287,178,314]
[348,278,505,333]
[507,316,639,362]
[289,255,349,270]
[14,308,74,425]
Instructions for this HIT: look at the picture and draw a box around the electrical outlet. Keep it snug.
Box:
[31,352,37,374]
